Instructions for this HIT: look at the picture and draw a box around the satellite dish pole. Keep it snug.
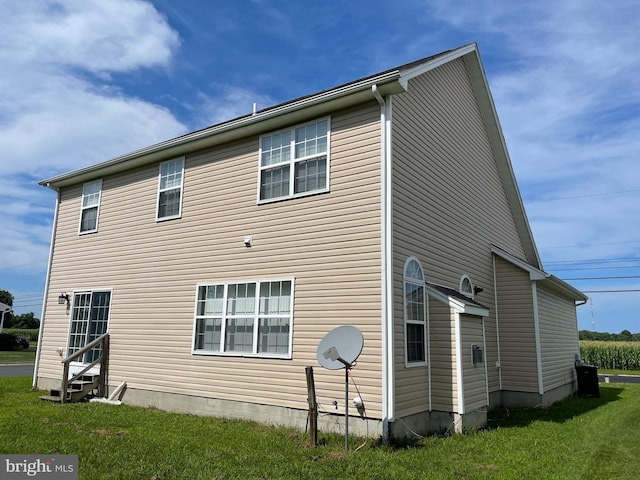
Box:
[316,325,364,451]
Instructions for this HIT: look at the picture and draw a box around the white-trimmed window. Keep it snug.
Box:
[404,258,427,365]
[157,158,184,221]
[79,180,102,234]
[460,275,473,298]
[193,279,293,358]
[68,290,111,363]
[258,118,329,202]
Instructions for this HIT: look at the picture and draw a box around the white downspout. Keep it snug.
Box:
[33,189,60,389]
[373,84,394,441]
[492,254,503,390]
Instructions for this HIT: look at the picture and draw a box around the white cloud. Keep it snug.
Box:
[0,0,187,276]
[193,86,276,129]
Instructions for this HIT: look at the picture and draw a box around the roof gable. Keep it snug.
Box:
[40,43,543,271]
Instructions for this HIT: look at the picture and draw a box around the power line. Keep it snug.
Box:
[562,275,640,281]
[546,257,640,266]
[548,265,640,272]
[582,289,640,293]
[533,188,640,202]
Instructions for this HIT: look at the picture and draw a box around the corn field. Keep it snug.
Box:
[580,341,640,371]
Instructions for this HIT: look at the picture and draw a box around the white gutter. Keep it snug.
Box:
[33,190,60,388]
[374,84,395,441]
[41,71,403,190]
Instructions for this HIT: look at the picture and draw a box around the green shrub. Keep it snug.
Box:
[0,333,18,351]
[4,328,39,342]
[580,341,640,370]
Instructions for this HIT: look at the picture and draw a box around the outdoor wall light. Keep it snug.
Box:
[473,286,484,295]
[58,293,70,308]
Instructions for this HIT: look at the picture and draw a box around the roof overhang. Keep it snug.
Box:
[492,245,588,302]
[40,72,406,190]
[39,43,481,191]
[425,282,490,317]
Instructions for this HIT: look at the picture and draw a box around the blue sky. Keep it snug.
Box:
[1,0,639,333]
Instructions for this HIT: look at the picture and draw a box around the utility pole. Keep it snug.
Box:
[590,298,595,331]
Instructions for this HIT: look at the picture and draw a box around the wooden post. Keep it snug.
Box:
[305,366,318,446]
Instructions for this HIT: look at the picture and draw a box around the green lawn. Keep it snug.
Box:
[0,348,36,364]
[1,377,639,479]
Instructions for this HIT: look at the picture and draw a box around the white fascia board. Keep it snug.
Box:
[491,245,548,281]
[41,71,403,190]
[399,43,477,90]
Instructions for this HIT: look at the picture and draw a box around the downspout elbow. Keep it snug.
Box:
[372,84,385,106]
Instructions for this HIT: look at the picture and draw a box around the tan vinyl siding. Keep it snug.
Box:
[460,315,487,412]
[537,284,580,391]
[428,300,457,412]
[494,256,538,392]
[391,58,527,415]
[39,103,385,418]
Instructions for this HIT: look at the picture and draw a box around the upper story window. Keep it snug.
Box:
[79,180,102,234]
[404,257,427,366]
[460,275,473,298]
[157,158,184,221]
[258,118,330,202]
[193,279,294,358]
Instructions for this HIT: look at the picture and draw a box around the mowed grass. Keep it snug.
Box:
[0,348,37,364]
[2,377,640,479]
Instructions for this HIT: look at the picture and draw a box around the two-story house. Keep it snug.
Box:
[34,43,587,439]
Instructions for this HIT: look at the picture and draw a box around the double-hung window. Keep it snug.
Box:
[157,158,184,221]
[259,118,329,202]
[194,279,293,358]
[79,180,102,234]
[404,258,427,365]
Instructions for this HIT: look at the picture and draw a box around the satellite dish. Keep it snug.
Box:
[317,325,364,370]
[315,325,364,451]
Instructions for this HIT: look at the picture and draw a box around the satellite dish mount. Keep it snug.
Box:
[316,325,364,450]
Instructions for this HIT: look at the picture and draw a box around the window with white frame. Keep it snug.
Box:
[194,279,293,357]
[157,158,184,220]
[68,290,111,363]
[79,180,102,234]
[259,118,329,202]
[404,258,427,364]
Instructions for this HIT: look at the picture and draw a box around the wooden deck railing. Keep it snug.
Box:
[60,333,109,404]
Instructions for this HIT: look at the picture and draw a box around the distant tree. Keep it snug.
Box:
[0,289,13,308]
[619,329,633,341]
[580,329,640,342]
[0,289,14,328]
[8,312,40,329]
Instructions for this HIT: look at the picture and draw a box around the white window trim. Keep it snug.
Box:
[65,288,112,366]
[257,117,331,204]
[78,179,102,235]
[156,157,185,222]
[192,277,295,359]
[403,257,428,367]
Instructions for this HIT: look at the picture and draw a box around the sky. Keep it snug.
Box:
[1,0,639,333]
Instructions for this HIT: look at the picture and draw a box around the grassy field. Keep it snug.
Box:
[0,348,37,364]
[1,377,640,479]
